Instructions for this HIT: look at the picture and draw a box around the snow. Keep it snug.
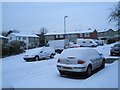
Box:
[0,35,8,39]
[60,48,99,60]
[45,30,95,35]
[25,47,43,55]
[1,43,119,88]
[96,42,120,59]
[10,33,39,37]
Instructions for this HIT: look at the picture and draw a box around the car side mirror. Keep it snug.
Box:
[40,51,43,53]
[99,53,103,56]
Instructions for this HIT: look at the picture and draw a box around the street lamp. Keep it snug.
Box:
[64,16,68,35]
[64,16,68,48]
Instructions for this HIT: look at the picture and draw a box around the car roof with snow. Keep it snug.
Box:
[25,47,43,54]
[60,48,99,59]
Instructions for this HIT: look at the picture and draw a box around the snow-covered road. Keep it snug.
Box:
[2,44,119,88]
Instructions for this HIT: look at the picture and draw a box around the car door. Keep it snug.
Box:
[97,53,103,67]
[39,50,46,58]
[44,47,51,57]
[90,50,100,70]
[95,53,103,68]
[90,58,97,70]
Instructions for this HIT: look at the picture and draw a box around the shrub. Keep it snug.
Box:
[2,40,26,57]
[7,40,26,54]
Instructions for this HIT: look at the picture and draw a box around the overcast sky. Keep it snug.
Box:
[2,2,118,33]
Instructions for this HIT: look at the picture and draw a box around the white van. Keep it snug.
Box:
[23,47,55,61]
[77,39,98,47]
[47,40,70,51]
[57,48,105,77]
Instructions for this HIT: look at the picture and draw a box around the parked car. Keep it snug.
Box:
[110,43,120,56]
[94,39,104,46]
[57,48,105,77]
[77,39,98,47]
[23,47,55,61]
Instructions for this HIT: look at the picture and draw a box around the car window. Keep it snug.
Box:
[83,41,86,43]
[90,41,92,43]
[114,44,120,47]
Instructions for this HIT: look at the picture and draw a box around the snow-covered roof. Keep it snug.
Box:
[97,29,117,33]
[10,33,39,37]
[45,30,95,35]
[0,35,8,39]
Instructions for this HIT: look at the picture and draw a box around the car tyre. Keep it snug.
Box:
[101,59,105,69]
[34,56,39,61]
[50,54,54,58]
[80,45,83,47]
[110,52,113,56]
[86,65,92,77]
[59,70,65,75]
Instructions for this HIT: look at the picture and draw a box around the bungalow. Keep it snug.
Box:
[45,29,98,43]
[7,33,39,49]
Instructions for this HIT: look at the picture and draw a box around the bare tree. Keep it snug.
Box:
[39,27,48,34]
[109,2,120,26]
[13,29,20,33]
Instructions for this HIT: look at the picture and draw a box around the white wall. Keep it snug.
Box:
[7,34,16,42]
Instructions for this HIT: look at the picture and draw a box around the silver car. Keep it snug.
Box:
[57,48,105,77]
[24,47,55,61]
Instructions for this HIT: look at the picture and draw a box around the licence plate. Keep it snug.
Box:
[68,57,75,59]
[63,67,72,70]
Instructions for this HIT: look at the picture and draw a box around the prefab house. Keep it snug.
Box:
[7,33,39,49]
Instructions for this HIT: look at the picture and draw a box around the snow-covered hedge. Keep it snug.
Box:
[2,40,26,57]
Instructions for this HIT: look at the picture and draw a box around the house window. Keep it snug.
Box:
[19,37,21,40]
[59,35,64,38]
[85,33,90,37]
[80,34,83,37]
[23,37,26,40]
[55,35,59,38]
[10,37,12,40]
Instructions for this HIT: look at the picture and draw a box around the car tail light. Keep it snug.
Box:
[58,59,60,63]
[70,47,75,48]
[77,60,85,64]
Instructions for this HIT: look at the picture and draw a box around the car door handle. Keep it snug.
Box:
[90,59,95,61]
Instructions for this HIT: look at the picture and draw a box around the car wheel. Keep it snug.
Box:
[25,60,29,62]
[80,45,83,47]
[59,70,65,75]
[86,65,92,77]
[50,54,54,58]
[110,52,113,56]
[101,59,105,69]
[34,56,39,61]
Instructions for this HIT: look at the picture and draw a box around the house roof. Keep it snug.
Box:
[45,30,95,35]
[0,35,8,39]
[10,33,39,37]
[97,29,117,33]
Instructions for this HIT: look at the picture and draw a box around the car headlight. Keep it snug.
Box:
[25,55,35,57]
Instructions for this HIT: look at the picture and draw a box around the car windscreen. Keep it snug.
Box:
[114,44,120,47]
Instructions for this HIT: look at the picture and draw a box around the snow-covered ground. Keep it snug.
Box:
[1,43,119,88]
